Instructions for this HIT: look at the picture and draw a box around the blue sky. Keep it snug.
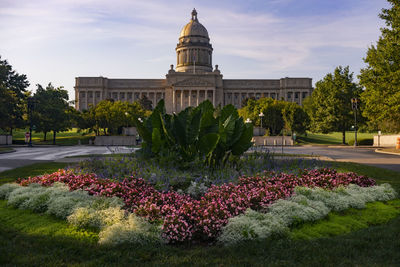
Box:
[0,0,389,99]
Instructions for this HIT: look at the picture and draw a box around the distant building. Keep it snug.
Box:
[75,9,313,113]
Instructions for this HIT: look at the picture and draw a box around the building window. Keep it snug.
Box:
[295,92,299,99]
[287,92,292,99]
[108,93,111,98]
[95,91,100,98]
[120,92,125,99]
[271,93,275,99]
[127,92,132,99]
[135,93,140,100]
[80,92,86,98]
[302,92,307,98]
[112,92,118,100]
[88,91,93,98]
[256,93,261,99]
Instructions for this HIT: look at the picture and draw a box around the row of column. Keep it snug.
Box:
[172,89,215,112]
[224,91,280,107]
[177,49,211,65]
[78,89,165,110]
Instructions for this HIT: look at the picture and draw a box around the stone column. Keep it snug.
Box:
[180,90,183,111]
[197,90,199,106]
[153,91,156,106]
[212,89,215,106]
[188,89,191,107]
[85,90,88,110]
[172,90,176,112]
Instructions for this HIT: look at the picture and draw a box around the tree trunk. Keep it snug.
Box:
[342,128,346,145]
[44,132,47,141]
[53,131,56,145]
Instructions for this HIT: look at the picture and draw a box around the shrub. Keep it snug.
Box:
[99,213,163,246]
[16,168,378,243]
[348,138,373,146]
[0,183,21,199]
[219,184,398,245]
[217,209,287,245]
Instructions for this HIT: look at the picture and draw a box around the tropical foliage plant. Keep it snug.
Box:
[134,100,253,168]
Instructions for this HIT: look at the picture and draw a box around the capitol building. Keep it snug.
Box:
[75,9,313,113]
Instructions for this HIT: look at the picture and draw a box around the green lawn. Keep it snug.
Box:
[0,161,399,266]
[297,131,376,145]
[0,147,14,154]
[12,128,95,145]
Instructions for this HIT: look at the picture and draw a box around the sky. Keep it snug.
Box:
[0,0,389,100]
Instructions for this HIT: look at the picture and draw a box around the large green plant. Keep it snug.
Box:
[134,100,253,167]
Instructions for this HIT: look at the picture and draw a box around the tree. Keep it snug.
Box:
[282,102,310,136]
[359,0,400,132]
[305,66,362,144]
[139,95,153,111]
[32,83,72,144]
[238,97,305,136]
[79,100,146,135]
[0,56,29,134]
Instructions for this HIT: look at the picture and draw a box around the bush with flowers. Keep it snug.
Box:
[6,167,383,243]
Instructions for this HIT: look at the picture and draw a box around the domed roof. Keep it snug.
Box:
[179,9,209,39]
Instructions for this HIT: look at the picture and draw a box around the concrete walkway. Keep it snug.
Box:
[0,146,135,172]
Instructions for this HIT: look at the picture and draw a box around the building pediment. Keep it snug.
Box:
[173,77,215,87]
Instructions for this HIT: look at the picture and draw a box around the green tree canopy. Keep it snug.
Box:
[0,56,29,134]
[238,97,309,136]
[32,83,72,144]
[359,0,400,132]
[304,66,362,144]
[77,100,147,135]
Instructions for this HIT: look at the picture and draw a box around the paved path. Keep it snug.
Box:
[0,145,399,173]
[0,146,135,172]
[267,146,400,172]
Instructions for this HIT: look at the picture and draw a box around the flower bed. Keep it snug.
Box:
[17,168,376,242]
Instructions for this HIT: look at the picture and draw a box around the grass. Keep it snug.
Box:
[0,162,69,186]
[12,128,95,146]
[0,147,14,153]
[0,161,399,265]
[328,161,400,192]
[297,131,376,145]
[290,199,400,240]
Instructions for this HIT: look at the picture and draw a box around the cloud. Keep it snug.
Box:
[0,0,387,96]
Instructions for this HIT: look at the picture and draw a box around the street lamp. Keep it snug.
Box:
[351,98,359,147]
[27,97,36,147]
[259,112,264,128]
[245,118,252,124]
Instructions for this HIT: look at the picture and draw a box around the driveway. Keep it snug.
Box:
[0,145,399,173]
[0,146,135,172]
[268,146,400,172]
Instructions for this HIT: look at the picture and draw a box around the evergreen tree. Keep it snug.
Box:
[359,0,400,132]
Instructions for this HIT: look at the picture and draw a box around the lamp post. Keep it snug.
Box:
[245,118,252,124]
[259,112,264,128]
[351,98,359,147]
[27,97,35,147]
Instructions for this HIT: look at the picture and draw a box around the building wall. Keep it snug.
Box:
[75,73,313,112]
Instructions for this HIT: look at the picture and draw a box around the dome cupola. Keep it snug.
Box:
[176,9,213,73]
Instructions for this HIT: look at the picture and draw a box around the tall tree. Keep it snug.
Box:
[282,102,310,136]
[0,56,29,134]
[305,66,362,144]
[359,0,400,132]
[32,83,71,144]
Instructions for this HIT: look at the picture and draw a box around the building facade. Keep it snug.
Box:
[75,9,313,113]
